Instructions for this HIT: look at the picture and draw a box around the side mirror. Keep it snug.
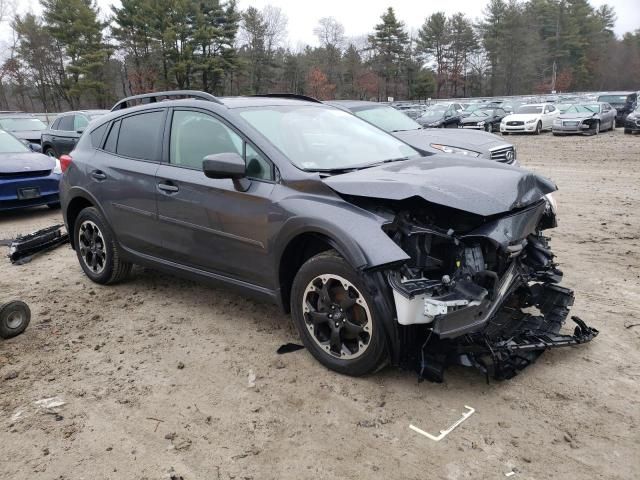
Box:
[203,152,246,179]
[29,143,42,153]
[203,152,251,191]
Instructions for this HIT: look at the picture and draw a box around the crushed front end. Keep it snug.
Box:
[376,196,598,381]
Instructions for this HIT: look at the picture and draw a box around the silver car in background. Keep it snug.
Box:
[552,102,616,135]
[327,100,518,165]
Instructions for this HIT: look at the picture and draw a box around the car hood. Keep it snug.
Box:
[460,116,491,124]
[558,112,598,120]
[9,130,44,142]
[323,156,556,216]
[504,113,542,122]
[0,152,55,174]
[395,128,509,153]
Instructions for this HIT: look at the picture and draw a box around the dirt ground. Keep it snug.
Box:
[1,129,639,480]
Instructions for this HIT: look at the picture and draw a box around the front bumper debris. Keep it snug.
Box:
[8,224,69,264]
[419,316,598,382]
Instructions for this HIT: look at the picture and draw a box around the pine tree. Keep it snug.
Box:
[368,7,408,100]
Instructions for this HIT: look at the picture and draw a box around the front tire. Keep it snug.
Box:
[592,121,600,135]
[535,121,542,135]
[290,251,388,376]
[74,207,132,284]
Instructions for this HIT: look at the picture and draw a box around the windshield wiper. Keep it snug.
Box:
[311,157,411,175]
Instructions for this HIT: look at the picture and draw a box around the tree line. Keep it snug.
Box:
[0,0,638,112]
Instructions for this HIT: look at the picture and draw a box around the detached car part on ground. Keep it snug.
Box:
[60,91,598,381]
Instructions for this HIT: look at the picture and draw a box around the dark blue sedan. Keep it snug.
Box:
[0,130,61,211]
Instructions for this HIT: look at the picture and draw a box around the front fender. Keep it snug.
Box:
[272,196,409,272]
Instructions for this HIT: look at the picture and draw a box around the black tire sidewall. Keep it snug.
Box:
[290,253,388,376]
[0,301,31,339]
[74,207,117,284]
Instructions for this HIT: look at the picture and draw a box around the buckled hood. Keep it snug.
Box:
[323,155,556,216]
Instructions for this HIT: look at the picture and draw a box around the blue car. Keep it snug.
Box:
[0,130,61,211]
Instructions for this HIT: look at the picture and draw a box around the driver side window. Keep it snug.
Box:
[170,110,274,181]
[170,111,242,170]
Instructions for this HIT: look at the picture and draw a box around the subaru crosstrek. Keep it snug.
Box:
[59,91,598,380]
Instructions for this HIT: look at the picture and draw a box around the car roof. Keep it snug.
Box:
[219,96,324,109]
[325,100,382,110]
[57,110,110,116]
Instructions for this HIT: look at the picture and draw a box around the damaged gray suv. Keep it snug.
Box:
[60,91,598,381]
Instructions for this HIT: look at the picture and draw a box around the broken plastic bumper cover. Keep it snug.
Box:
[8,224,69,264]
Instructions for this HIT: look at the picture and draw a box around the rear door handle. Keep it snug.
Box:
[158,182,179,193]
[91,170,107,181]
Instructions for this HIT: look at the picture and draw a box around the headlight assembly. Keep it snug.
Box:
[430,144,481,157]
[526,118,537,124]
[544,193,557,215]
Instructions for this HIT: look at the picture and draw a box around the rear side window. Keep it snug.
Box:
[103,120,121,153]
[90,123,108,148]
[51,118,61,130]
[116,111,164,161]
[58,115,74,131]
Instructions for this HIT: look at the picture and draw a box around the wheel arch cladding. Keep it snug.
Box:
[65,196,95,248]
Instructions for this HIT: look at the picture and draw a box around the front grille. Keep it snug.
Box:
[0,169,51,180]
[507,121,523,126]
[490,146,516,163]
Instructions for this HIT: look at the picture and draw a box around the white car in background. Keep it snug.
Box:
[500,104,560,135]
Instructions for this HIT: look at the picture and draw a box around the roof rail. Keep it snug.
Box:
[111,90,224,111]
[250,93,322,104]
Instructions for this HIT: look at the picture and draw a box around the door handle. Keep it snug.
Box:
[91,170,107,181]
[158,182,179,193]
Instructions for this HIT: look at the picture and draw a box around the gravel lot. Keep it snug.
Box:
[1,129,639,480]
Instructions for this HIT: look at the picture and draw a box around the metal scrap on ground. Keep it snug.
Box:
[410,405,475,442]
[7,224,68,264]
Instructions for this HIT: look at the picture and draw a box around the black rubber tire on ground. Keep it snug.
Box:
[290,250,389,376]
[593,121,600,135]
[44,147,58,159]
[0,301,31,339]
[485,123,492,133]
[535,121,542,135]
[74,206,132,285]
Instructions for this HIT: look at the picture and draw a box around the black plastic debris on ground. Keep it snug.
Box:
[7,224,69,264]
[277,343,305,354]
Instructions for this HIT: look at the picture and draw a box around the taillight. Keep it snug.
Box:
[59,154,73,173]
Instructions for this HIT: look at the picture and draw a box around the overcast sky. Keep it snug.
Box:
[3,0,639,47]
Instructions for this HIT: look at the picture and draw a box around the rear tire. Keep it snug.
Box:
[290,251,388,376]
[0,301,31,339]
[44,147,58,159]
[74,207,132,285]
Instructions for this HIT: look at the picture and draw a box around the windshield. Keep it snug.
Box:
[239,106,419,171]
[0,117,47,131]
[470,109,492,117]
[566,104,601,114]
[555,103,573,113]
[0,130,30,153]
[354,105,421,132]
[597,94,630,104]
[419,105,447,119]
[463,104,483,112]
[517,105,543,114]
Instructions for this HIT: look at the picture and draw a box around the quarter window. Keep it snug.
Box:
[103,120,121,153]
[116,111,164,160]
[51,118,61,130]
[90,123,108,149]
[58,115,74,131]
[74,115,89,132]
[170,111,242,170]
